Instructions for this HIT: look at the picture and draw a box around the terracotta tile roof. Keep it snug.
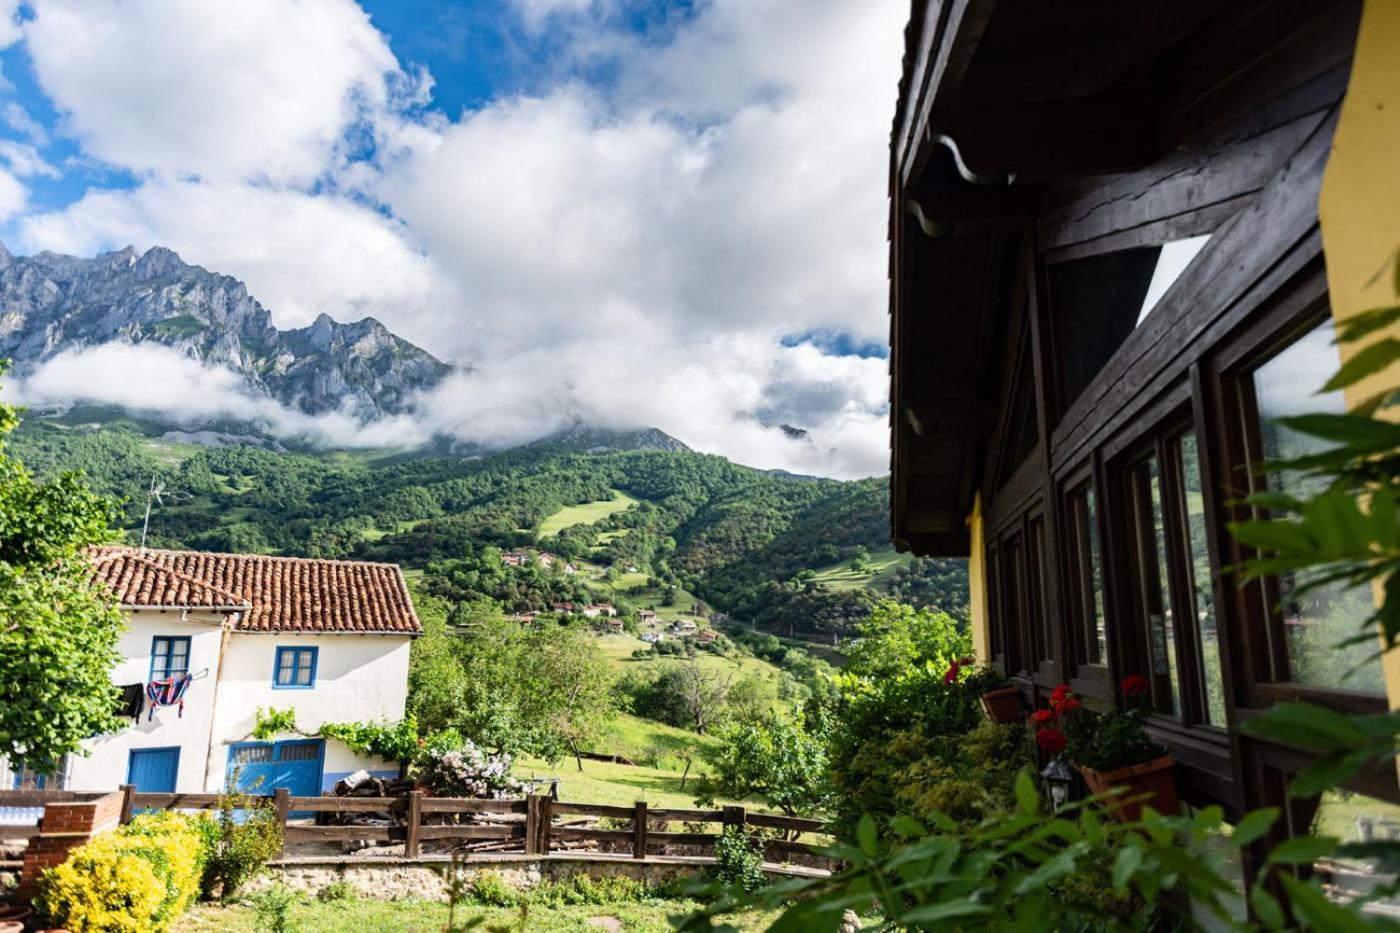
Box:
[87,547,421,635]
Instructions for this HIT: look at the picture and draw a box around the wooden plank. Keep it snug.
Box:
[120,784,136,824]
[632,801,647,860]
[646,808,722,824]
[553,828,634,844]
[282,825,400,844]
[0,791,82,807]
[287,797,406,813]
[0,827,41,842]
[551,802,635,819]
[420,798,526,815]
[743,813,826,834]
[762,839,826,859]
[646,832,717,847]
[1049,109,1337,463]
[131,793,224,809]
[417,824,523,842]
[404,791,423,858]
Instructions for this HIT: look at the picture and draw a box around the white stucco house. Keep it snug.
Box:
[1,547,420,798]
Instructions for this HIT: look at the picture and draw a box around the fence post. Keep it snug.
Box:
[539,794,553,855]
[722,804,745,832]
[273,787,290,857]
[632,801,647,860]
[525,794,541,855]
[119,784,136,824]
[405,790,423,858]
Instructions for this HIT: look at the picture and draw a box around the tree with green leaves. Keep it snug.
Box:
[0,371,125,769]
[845,599,970,680]
[693,712,829,818]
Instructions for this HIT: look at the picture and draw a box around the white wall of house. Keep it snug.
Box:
[68,609,228,793]
[204,632,412,791]
[8,613,414,797]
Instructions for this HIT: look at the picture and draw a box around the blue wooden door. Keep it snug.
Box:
[227,739,323,814]
[126,747,180,793]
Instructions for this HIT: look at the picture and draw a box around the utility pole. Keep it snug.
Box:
[140,476,190,548]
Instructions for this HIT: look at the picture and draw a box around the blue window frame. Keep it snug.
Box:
[150,636,191,681]
[273,646,318,689]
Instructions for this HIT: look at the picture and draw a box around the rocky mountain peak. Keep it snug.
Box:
[0,243,450,422]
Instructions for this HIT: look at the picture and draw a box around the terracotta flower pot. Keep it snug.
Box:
[0,906,30,922]
[1077,755,1180,822]
[980,687,1021,724]
[0,921,23,933]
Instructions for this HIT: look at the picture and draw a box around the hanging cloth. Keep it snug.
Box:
[146,673,194,720]
[116,683,145,724]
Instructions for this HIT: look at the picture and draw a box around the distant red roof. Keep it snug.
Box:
[88,547,421,635]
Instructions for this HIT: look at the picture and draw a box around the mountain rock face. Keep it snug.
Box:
[540,423,692,453]
[0,243,449,420]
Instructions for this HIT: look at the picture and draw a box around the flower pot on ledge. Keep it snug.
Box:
[980,687,1021,724]
[1077,755,1180,823]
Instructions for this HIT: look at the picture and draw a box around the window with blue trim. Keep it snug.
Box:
[274,647,318,688]
[150,636,191,681]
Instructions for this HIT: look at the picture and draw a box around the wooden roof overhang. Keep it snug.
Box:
[889,0,1226,556]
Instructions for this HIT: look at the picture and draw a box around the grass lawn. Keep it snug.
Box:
[186,897,778,932]
[539,491,638,537]
[595,634,786,684]
[809,547,913,593]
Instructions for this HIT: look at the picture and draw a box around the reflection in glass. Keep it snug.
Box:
[1253,320,1385,693]
[1136,235,1211,324]
[1313,791,1400,909]
[1178,433,1226,726]
[1084,488,1107,664]
[1145,457,1182,716]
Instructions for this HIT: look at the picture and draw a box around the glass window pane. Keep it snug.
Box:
[1252,320,1385,693]
[1131,457,1181,717]
[1083,488,1107,664]
[278,743,319,762]
[1313,790,1400,911]
[231,745,273,765]
[1178,433,1226,726]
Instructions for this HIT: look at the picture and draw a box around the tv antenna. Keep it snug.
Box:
[139,475,191,548]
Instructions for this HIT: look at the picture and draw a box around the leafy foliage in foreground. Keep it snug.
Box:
[0,369,125,767]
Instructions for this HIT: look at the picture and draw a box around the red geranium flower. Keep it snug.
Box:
[1032,709,1054,725]
[944,660,961,684]
[1061,697,1082,712]
[1122,675,1150,699]
[1036,727,1067,755]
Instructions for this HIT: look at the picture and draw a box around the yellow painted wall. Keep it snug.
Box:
[1317,0,1400,710]
[967,494,989,661]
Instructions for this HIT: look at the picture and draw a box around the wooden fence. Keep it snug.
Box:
[0,789,829,865]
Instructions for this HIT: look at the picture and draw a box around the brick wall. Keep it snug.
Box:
[16,791,123,900]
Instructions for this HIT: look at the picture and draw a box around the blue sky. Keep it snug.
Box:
[0,0,903,479]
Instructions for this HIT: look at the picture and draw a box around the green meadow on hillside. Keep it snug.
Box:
[809,546,913,592]
[537,490,638,536]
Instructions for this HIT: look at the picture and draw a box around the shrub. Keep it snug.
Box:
[248,882,300,933]
[709,825,766,894]
[467,869,519,907]
[416,740,524,798]
[205,788,284,901]
[315,879,355,902]
[39,811,211,932]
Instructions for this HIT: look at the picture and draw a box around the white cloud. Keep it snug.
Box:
[22,0,400,184]
[0,140,58,178]
[0,0,20,49]
[5,343,430,448]
[5,0,905,478]
[0,165,26,222]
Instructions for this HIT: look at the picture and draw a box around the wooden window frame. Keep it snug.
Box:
[1060,467,1111,703]
[1212,304,1388,718]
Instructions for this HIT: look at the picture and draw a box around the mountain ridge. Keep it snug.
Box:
[0,242,450,421]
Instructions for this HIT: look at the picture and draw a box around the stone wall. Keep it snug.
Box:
[249,853,818,902]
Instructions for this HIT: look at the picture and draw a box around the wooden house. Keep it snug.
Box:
[889,0,1400,895]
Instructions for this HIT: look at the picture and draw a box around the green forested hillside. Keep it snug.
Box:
[13,415,968,634]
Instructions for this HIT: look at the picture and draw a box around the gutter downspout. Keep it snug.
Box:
[201,611,237,792]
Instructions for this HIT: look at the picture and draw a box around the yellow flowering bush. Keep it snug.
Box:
[38,811,213,932]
